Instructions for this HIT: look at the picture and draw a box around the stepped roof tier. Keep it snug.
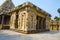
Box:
[0,0,15,15]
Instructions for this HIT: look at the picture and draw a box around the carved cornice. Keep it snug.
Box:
[9,2,51,17]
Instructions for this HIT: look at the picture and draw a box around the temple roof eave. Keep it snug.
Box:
[9,2,51,17]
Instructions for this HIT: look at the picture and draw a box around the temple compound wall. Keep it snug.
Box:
[9,2,51,33]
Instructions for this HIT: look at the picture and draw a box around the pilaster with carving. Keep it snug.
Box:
[10,12,16,29]
[46,16,51,30]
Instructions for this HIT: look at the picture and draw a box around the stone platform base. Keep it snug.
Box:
[0,25,2,30]
[10,29,49,34]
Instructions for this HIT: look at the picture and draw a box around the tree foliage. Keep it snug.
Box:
[57,8,60,13]
[54,16,59,21]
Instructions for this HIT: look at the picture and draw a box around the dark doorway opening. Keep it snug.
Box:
[3,15,10,25]
[15,14,18,29]
[0,16,2,24]
[2,26,10,29]
[36,16,42,31]
[2,15,10,29]
[57,25,59,30]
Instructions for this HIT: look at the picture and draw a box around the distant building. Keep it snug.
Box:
[0,0,51,34]
[50,19,60,30]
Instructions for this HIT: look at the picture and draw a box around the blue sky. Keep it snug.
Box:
[0,0,60,19]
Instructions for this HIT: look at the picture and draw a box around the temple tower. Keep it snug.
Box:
[0,0,15,14]
[0,0,15,29]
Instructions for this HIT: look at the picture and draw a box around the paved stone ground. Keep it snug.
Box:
[0,30,60,40]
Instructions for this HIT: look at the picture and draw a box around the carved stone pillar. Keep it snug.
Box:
[15,11,19,29]
[41,18,44,30]
[10,12,16,29]
[37,17,39,30]
[43,18,46,29]
[45,17,50,30]
[0,16,2,29]
[38,17,41,30]
[59,21,60,30]
[0,15,4,29]
[2,15,4,25]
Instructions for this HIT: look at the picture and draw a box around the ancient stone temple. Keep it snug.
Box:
[0,0,51,34]
[9,2,51,33]
[0,0,15,29]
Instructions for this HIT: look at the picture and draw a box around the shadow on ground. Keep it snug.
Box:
[34,30,60,34]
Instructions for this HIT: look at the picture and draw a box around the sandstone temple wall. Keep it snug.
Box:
[10,12,16,29]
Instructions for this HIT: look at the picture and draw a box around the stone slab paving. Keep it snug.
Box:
[0,30,60,40]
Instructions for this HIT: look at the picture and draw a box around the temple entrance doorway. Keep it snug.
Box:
[2,15,10,29]
[36,16,42,31]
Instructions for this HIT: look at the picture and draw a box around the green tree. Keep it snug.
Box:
[54,16,59,21]
[57,8,60,13]
[57,8,60,21]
